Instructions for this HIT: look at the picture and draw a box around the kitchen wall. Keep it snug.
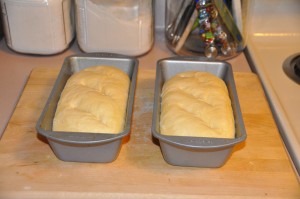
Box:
[154,0,166,30]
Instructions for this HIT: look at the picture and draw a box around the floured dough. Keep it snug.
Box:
[53,65,130,134]
[160,71,235,139]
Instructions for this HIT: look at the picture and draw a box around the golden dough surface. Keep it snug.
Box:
[53,66,130,134]
[160,71,235,139]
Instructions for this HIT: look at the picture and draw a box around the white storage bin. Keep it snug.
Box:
[0,0,75,55]
[75,0,154,56]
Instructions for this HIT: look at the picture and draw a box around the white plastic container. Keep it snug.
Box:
[0,0,75,55]
[75,0,154,56]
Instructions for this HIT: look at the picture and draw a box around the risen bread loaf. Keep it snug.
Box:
[160,71,235,139]
[53,66,130,134]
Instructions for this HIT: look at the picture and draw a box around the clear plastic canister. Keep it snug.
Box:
[0,0,75,55]
[165,0,252,60]
[75,0,154,56]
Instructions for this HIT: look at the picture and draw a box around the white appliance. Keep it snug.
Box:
[246,0,300,179]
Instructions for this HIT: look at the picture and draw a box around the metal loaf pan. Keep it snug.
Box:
[36,53,138,163]
[152,57,246,167]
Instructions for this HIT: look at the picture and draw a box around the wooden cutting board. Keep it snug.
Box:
[0,67,299,199]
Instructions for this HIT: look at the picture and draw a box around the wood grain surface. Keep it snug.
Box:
[0,67,299,199]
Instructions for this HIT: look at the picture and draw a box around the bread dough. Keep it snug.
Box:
[160,71,235,139]
[53,65,130,134]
